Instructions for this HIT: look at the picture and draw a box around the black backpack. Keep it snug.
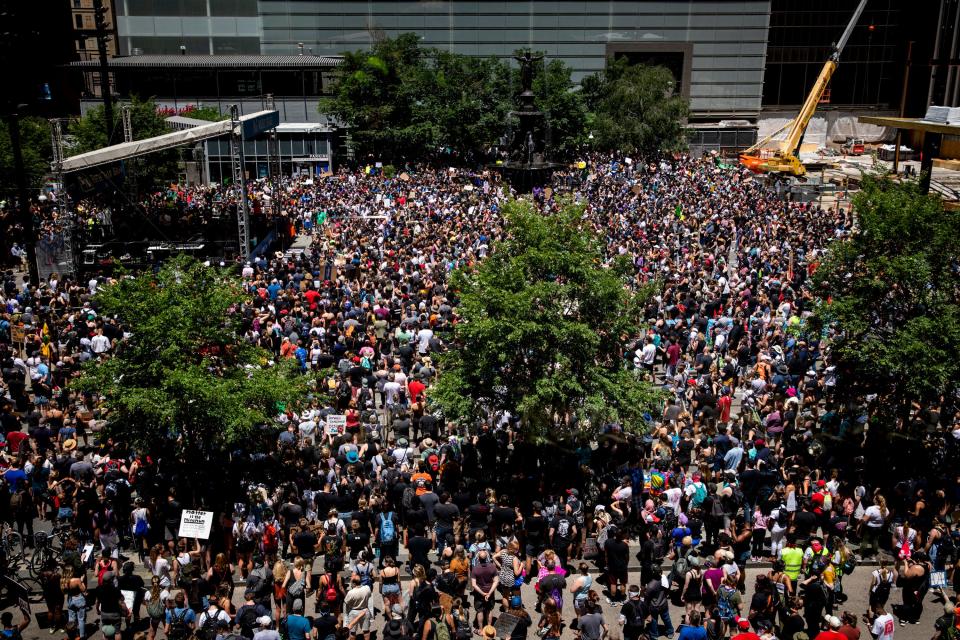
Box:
[167,609,192,640]
[237,605,260,639]
[199,607,223,640]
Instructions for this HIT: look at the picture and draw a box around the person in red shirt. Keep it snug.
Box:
[815,616,847,640]
[731,617,760,640]
[717,390,732,425]
[837,612,861,640]
[5,431,28,454]
[811,479,828,517]
[408,375,426,404]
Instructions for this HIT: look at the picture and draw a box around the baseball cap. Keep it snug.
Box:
[509,595,522,608]
[735,617,750,630]
[824,615,841,629]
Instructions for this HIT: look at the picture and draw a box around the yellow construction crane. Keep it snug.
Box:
[741,0,868,176]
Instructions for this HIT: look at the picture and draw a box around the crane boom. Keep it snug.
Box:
[741,0,868,176]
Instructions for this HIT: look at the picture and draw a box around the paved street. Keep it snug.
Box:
[5,553,948,640]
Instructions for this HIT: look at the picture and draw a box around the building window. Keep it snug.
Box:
[77,37,87,50]
[75,14,84,29]
[73,0,82,7]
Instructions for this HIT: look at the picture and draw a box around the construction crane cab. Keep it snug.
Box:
[740,0,868,176]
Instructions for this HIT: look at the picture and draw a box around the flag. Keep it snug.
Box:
[317,211,327,225]
[674,204,684,221]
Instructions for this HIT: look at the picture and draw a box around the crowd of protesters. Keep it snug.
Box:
[0,154,957,640]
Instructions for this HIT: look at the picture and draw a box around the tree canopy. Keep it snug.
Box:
[812,176,960,421]
[581,59,690,155]
[321,34,587,164]
[0,115,52,191]
[431,198,661,443]
[74,258,310,499]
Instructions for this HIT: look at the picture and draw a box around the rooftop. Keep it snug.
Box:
[69,54,343,70]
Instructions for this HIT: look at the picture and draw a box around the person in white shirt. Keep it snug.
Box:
[342,574,372,640]
[870,608,895,640]
[91,329,111,354]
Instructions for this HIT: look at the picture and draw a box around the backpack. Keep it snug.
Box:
[9,490,23,511]
[776,507,789,528]
[134,515,149,537]
[168,609,192,640]
[434,619,452,640]
[356,562,373,587]
[874,570,892,601]
[402,487,416,511]
[452,610,471,640]
[691,482,708,508]
[199,607,222,640]
[709,497,726,519]
[262,523,279,550]
[625,600,646,628]
[97,561,113,587]
[287,573,305,597]
[145,596,165,619]
[822,492,832,512]
[939,529,957,565]
[669,553,691,588]
[237,605,260,639]
[323,575,338,602]
[380,512,397,543]
[717,586,736,620]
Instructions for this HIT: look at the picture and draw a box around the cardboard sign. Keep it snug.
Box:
[326,414,346,435]
[121,589,136,612]
[10,325,26,343]
[494,612,520,638]
[178,510,214,539]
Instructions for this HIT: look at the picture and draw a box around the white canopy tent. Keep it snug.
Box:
[60,110,278,173]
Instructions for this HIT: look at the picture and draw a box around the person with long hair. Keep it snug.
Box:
[539,596,564,640]
[380,556,402,620]
[144,575,169,640]
[61,565,87,640]
[206,552,235,599]
[145,543,172,588]
[272,560,288,621]
[40,560,63,635]
[569,562,593,617]
[859,495,888,558]
[682,555,705,621]
[282,555,310,610]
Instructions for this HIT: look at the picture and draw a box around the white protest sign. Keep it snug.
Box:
[178,510,214,539]
[326,414,346,435]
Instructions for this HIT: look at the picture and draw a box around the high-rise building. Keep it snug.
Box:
[70,0,119,98]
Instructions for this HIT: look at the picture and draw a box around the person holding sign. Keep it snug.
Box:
[0,609,30,640]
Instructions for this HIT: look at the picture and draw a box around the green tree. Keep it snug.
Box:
[582,60,689,155]
[181,105,228,121]
[431,199,661,443]
[320,33,433,162]
[74,257,310,502]
[322,34,520,163]
[813,176,960,415]
[0,115,52,190]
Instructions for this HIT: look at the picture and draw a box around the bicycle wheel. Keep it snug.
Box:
[28,547,49,578]
[5,531,22,560]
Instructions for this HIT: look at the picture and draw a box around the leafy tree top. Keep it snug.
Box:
[581,59,690,156]
[431,198,661,443]
[812,176,960,411]
[75,257,309,460]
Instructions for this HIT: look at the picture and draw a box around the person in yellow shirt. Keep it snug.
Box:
[779,536,804,591]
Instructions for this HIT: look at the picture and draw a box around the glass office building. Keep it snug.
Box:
[113,0,770,121]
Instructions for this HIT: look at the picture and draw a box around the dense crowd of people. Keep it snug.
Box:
[0,154,957,640]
